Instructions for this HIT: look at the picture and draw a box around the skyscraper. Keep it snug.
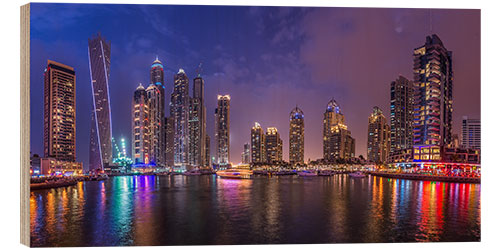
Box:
[88,33,112,171]
[461,116,481,150]
[215,95,230,165]
[165,116,174,167]
[242,143,250,164]
[149,57,165,167]
[171,69,190,168]
[367,106,390,164]
[205,135,211,167]
[389,75,414,162]
[413,34,453,161]
[251,122,265,163]
[43,60,76,162]
[323,99,355,162]
[265,127,283,163]
[132,83,150,164]
[289,106,304,164]
[188,74,207,167]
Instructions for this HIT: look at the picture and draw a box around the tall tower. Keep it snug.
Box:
[43,60,76,162]
[88,33,112,171]
[251,122,265,163]
[390,76,414,161]
[149,57,165,167]
[171,69,190,168]
[215,95,230,165]
[367,106,390,164]
[188,74,207,167]
[323,99,355,162]
[413,34,453,161]
[265,127,283,163]
[289,106,305,164]
[132,83,150,164]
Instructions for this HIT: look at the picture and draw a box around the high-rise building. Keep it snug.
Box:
[188,74,207,167]
[165,116,174,167]
[205,135,211,167]
[251,122,266,163]
[413,34,453,161]
[289,106,305,164]
[323,99,355,162]
[265,127,283,163]
[242,143,250,164]
[461,116,480,150]
[367,106,390,164]
[389,76,414,162]
[88,33,112,171]
[132,83,150,164]
[215,95,230,165]
[43,60,77,162]
[148,57,165,167]
[171,69,190,168]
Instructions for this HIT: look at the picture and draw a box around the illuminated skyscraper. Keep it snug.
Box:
[413,34,453,161]
[171,69,190,168]
[88,33,112,171]
[367,106,390,164]
[389,75,414,162]
[265,127,283,163]
[323,99,355,162]
[43,60,76,162]
[205,135,211,167]
[165,116,174,167]
[289,106,304,164]
[461,116,480,150]
[188,74,207,167]
[242,143,250,164]
[251,122,265,163]
[215,95,230,165]
[132,83,150,164]
[149,57,165,167]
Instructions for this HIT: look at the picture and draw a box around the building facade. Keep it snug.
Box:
[205,135,211,167]
[265,127,283,163]
[251,122,266,163]
[44,60,77,162]
[132,83,150,164]
[148,58,165,167]
[461,116,480,150]
[389,75,414,162]
[165,116,175,167]
[171,69,190,168]
[242,143,251,164]
[215,95,231,165]
[323,99,355,162]
[88,33,113,171]
[413,34,453,161]
[188,75,207,167]
[367,106,390,164]
[289,107,305,164]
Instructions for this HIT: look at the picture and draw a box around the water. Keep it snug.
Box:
[30,174,481,247]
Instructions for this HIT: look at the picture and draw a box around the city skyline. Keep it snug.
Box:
[29,4,480,169]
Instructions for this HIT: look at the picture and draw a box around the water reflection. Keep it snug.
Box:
[30,174,480,246]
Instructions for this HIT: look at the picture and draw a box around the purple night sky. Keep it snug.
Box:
[29,4,480,169]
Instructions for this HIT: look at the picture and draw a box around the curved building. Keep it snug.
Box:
[289,106,304,164]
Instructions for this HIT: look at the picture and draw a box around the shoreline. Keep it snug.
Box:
[368,171,480,184]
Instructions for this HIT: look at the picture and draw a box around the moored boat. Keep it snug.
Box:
[348,171,366,178]
[216,168,253,179]
[297,170,318,177]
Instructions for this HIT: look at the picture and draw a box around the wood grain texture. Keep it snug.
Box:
[20,3,30,247]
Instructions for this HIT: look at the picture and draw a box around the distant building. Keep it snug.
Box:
[367,106,390,164]
[205,135,211,167]
[188,74,207,167]
[251,122,266,163]
[40,158,83,176]
[132,83,150,165]
[265,127,283,163]
[412,34,453,161]
[461,116,480,150]
[289,106,305,164]
[30,154,41,175]
[215,95,230,165]
[88,33,113,171]
[323,99,355,162]
[389,76,414,162]
[165,116,175,167]
[242,143,250,164]
[171,69,190,169]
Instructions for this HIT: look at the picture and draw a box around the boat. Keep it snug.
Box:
[297,170,318,177]
[183,170,202,176]
[89,174,109,181]
[216,168,253,179]
[348,171,367,178]
[318,170,334,176]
